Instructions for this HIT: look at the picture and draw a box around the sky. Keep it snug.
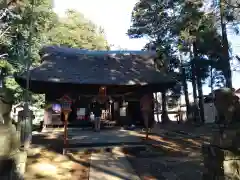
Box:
[53,0,240,94]
[53,0,149,50]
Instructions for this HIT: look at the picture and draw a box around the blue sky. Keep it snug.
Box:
[53,0,240,94]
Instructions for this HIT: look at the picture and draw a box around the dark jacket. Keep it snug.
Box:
[91,101,105,117]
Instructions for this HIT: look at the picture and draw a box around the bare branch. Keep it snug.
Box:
[0,54,8,58]
[0,26,10,38]
[0,9,7,19]
[223,0,240,9]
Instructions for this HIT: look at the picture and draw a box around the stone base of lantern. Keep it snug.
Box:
[202,124,240,180]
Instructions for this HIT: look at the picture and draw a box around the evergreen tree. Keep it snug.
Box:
[128,0,225,123]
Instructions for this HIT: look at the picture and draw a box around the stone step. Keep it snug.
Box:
[63,144,146,154]
[89,150,140,180]
[65,141,144,149]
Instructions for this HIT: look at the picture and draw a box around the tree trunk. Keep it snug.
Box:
[220,0,232,88]
[181,67,190,120]
[190,45,198,123]
[196,69,205,123]
[154,93,161,123]
[161,91,169,123]
[193,42,205,124]
[190,47,198,103]
[24,0,35,148]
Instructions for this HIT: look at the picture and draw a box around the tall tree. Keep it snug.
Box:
[219,0,232,88]
[1,6,109,104]
[47,9,109,50]
[172,0,228,123]
[128,0,183,123]
[210,0,240,88]
[129,0,225,123]
[1,0,58,71]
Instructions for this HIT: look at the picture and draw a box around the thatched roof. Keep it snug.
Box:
[16,46,177,87]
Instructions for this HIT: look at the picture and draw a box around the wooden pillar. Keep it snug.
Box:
[63,111,70,148]
[114,100,120,125]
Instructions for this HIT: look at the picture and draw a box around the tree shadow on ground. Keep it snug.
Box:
[67,151,137,180]
[27,129,142,180]
[119,123,214,180]
[25,133,90,180]
[31,133,64,153]
[27,126,208,180]
[139,133,203,156]
[123,130,206,180]
[134,122,213,157]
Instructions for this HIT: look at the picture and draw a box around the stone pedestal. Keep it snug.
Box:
[223,150,240,180]
[202,145,224,180]
[0,150,27,180]
[202,145,240,180]
[0,124,27,180]
[12,150,27,177]
[202,127,240,180]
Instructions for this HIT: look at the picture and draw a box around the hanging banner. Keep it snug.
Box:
[77,108,86,120]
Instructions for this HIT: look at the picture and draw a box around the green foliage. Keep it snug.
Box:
[130,0,231,83]
[128,0,235,113]
[0,0,57,71]
[0,59,13,75]
[1,2,109,106]
[47,9,109,50]
[5,77,21,102]
[215,0,240,23]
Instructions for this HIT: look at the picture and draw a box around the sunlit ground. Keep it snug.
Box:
[134,130,210,156]
[24,145,90,180]
[24,126,211,179]
[123,129,208,180]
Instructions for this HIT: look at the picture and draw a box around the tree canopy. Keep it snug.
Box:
[47,9,109,50]
[128,0,237,122]
[0,1,109,105]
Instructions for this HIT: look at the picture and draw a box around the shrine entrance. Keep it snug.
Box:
[15,46,177,130]
[68,96,91,126]
[128,101,144,126]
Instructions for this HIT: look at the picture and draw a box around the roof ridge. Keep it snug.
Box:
[40,45,156,56]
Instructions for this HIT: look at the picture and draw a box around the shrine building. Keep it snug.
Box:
[15,46,178,128]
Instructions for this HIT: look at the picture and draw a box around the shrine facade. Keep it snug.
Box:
[15,46,178,128]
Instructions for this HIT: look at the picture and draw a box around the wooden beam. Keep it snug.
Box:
[76,91,134,97]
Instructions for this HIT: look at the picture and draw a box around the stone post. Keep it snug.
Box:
[202,125,240,180]
[0,88,27,179]
[18,104,34,149]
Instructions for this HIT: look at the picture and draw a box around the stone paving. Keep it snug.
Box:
[60,129,143,180]
[89,149,140,180]
[67,128,142,145]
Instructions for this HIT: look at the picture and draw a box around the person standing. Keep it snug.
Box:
[91,98,105,132]
[140,93,153,139]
